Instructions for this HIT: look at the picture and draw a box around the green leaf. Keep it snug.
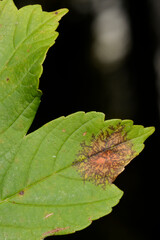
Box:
[0,0,155,240]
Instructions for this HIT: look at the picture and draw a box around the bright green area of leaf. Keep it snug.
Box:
[0,0,155,240]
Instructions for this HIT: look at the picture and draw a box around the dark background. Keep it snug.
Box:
[14,0,160,239]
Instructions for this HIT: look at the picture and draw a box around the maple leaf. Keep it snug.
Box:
[0,1,155,239]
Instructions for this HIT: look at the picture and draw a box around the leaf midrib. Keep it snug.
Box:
[8,195,118,207]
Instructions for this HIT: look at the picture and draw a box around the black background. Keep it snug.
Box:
[14,0,160,239]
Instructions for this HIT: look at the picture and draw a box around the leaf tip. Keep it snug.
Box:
[52,8,69,19]
[139,126,155,143]
[145,126,155,136]
[73,120,155,188]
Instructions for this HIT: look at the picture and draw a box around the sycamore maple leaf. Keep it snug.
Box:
[0,1,155,240]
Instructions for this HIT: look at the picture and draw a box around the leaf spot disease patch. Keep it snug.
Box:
[83,131,87,136]
[44,213,54,219]
[73,124,136,188]
[19,190,24,196]
[42,227,69,237]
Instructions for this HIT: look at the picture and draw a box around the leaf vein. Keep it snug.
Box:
[52,116,100,172]
[8,196,115,208]
[0,96,38,135]
[0,97,39,198]
[23,119,65,187]
[0,13,58,74]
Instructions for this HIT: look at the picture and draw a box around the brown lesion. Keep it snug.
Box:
[19,190,24,196]
[42,227,69,237]
[73,124,136,188]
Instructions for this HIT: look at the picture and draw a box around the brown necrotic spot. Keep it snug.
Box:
[19,190,24,196]
[42,227,69,237]
[44,212,54,219]
[73,124,136,188]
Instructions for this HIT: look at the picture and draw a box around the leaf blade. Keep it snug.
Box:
[0,111,154,239]
[0,0,68,139]
[0,0,68,200]
[0,1,155,239]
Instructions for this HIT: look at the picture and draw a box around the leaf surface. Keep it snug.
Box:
[0,1,155,240]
